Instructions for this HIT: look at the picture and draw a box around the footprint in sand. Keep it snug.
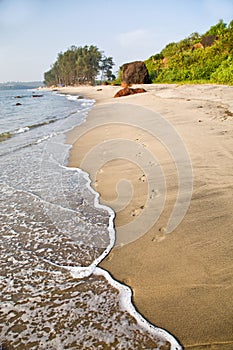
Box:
[139,174,146,182]
[135,138,146,146]
[149,161,157,167]
[122,277,131,286]
[131,206,144,217]
[152,227,167,242]
[150,189,159,199]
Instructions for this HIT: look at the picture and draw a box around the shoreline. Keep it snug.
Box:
[65,84,233,349]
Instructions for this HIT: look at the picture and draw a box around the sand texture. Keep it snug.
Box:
[65,84,233,349]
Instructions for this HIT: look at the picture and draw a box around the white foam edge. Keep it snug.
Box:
[43,165,182,349]
[35,105,91,145]
[94,267,182,350]
[13,126,30,134]
[66,94,95,104]
[56,92,95,105]
[42,94,182,349]
[56,165,116,277]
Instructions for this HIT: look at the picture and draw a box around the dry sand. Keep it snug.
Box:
[65,84,233,349]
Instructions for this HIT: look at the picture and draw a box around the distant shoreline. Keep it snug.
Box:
[0,81,43,90]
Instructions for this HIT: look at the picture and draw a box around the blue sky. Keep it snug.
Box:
[0,0,233,82]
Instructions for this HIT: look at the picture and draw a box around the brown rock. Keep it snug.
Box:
[121,61,151,85]
[191,43,204,51]
[133,88,147,94]
[162,57,169,67]
[114,87,146,98]
[201,35,218,48]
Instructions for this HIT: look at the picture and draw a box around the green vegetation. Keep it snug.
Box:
[145,20,233,85]
[44,20,232,87]
[0,132,12,142]
[44,45,115,86]
[112,68,122,86]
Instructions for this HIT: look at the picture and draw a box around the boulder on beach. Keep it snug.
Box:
[121,61,151,85]
[114,87,146,98]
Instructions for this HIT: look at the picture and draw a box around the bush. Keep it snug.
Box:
[210,56,233,84]
[144,19,233,85]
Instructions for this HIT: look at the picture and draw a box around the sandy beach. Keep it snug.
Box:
[65,84,233,349]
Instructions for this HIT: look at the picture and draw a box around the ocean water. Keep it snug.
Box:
[0,89,181,350]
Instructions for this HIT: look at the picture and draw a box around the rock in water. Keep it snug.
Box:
[121,61,151,85]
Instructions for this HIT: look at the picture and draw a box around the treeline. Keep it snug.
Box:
[44,45,115,86]
[145,19,233,84]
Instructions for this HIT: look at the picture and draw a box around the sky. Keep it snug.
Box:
[0,0,233,82]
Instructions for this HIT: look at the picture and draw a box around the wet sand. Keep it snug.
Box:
[65,84,233,349]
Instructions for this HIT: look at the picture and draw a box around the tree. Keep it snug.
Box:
[206,19,227,36]
[44,45,111,86]
[100,56,115,82]
[144,19,233,85]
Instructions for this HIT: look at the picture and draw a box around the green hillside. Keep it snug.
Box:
[145,20,233,85]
